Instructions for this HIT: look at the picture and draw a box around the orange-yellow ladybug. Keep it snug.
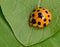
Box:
[29,7,52,28]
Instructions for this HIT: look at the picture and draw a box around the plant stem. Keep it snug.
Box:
[38,0,41,8]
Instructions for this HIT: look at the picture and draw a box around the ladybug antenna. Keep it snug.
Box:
[38,0,41,8]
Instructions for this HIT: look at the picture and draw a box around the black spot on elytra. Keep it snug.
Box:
[45,11,48,13]
[38,22,41,25]
[43,8,45,10]
[38,13,43,19]
[49,19,51,22]
[43,23,46,27]
[32,14,35,17]
[37,10,40,12]
[32,19,36,24]
[44,18,46,22]
[48,15,50,17]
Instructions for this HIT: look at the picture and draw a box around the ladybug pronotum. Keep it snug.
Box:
[29,7,52,28]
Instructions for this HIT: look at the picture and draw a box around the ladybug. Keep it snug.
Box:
[29,7,52,28]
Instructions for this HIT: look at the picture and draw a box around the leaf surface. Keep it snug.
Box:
[0,8,23,47]
[30,29,60,47]
[0,0,60,46]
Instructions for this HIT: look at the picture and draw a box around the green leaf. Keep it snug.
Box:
[0,8,23,47]
[30,29,60,47]
[0,0,60,46]
[0,7,60,47]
